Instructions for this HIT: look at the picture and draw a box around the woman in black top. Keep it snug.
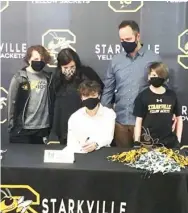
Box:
[49,48,104,144]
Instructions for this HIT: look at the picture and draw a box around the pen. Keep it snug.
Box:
[80,137,90,152]
[82,137,90,146]
[85,137,90,143]
[79,137,90,145]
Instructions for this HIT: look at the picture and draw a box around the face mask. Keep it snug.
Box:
[31,60,45,72]
[121,41,137,54]
[82,98,100,110]
[61,66,76,78]
[149,77,165,88]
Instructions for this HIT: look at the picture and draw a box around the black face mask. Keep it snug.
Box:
[149,77,165,88]
[82,98,100,110]
[121,41,137,54]
[31,60,45,72]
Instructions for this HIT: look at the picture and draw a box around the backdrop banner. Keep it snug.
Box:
[1,1,188,145]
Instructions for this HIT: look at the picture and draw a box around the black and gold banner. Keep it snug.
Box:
[1,1,188,144]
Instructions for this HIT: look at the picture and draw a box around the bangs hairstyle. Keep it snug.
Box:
[78,80,101,97]
[149,62,169,80]
[57,48,82,68]
[24,45,51,64]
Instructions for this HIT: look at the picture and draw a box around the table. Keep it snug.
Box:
[1,144,188,213]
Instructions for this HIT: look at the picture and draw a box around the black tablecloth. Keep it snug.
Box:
[1,144,188,213]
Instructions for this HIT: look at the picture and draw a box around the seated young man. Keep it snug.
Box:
[133,62,183,148]
[67,80,116,153]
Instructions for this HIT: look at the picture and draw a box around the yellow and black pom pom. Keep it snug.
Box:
[107,147,188,168]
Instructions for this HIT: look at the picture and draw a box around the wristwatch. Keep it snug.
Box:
[95,143,99,150]
[134,141,141,148]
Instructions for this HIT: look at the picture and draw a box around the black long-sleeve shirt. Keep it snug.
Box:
[49,66,104,144]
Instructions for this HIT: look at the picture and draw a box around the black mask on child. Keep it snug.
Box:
[31,60,45,72]
[82,98,100,110]
[149,77,165,88]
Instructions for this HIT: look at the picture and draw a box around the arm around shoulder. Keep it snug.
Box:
[101,61,116,107]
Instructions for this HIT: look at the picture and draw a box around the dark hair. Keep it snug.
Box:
[78,80,101,97]
[24,45,51,64]
[53,48,83,92]
[148,62,169,80]
[57,48,82,69]
[119,20,140,34]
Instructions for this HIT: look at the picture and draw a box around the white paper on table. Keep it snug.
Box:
[44,146,75,163]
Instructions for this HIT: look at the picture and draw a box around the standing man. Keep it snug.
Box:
[101,20,162,148]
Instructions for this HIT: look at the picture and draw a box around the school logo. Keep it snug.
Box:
[0,185,40,213]
[0,87,8,124]
[29,80,47,93]
[108,0,144,13]
[42,29,76,67]
[0,1,9,12]
[177,29,188,69]
[95,44,160,61]
[0,43,27,59]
